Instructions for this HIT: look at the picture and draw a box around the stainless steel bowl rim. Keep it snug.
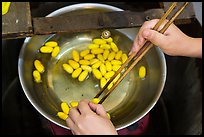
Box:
[18,3,167,130]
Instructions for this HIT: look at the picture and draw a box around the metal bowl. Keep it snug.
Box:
[18,3,166,130]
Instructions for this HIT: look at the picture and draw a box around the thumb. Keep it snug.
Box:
[88,102,108,118]
[142,29,167,48]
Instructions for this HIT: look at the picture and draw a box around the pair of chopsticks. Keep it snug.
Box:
[94,2,189,104]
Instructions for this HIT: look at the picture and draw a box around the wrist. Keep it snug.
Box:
[185,37,202,58]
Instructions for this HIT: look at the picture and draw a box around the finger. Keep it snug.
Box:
[66,117,76,129]
[88,102,108,118]
[77,99,94,115]
[141,19,168,31]
[142,19,159,29]
[138,19,160,37]
[138,35,145,46]
[156,19,169,32]
[129,19,168,56]
[142,29,167,48]
[129,36,140,55]
[68,107,80,123]
[66,118,78,135]
[71,130,76,135]
[129,19,160,55]
[138,19,168,41]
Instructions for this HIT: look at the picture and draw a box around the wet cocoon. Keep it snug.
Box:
[72,68,82,78]
[40,46,53,53]
[57,112,68,120]
[34,60,44,73]
[45,41,58,47]
[61,102,70,114]
[78,70,89,82]
[72,50,80,62]
[63,64,74,74]
[33,70,42,83]
[139,66,146,78]
[51,46,60,57]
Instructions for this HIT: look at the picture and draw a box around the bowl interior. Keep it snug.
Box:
[19,3,166,130]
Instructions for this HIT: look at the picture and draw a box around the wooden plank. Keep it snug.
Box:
[2,2,196,39]
[33,9,164,35]
[2,2,33,39]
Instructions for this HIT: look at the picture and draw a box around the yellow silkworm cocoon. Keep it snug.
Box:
[102,37,113,43]
[72,68,82,78]
[92,61,102,69]
[110,42,119,52]
[93,38,106,45]
[106,78,110,82]
[70,101,79,107]
[100,64,106,76]
[80,49,90,57]
[72,50,80,62]
[103,49,110,60]
[68,60,80,69]
[107,81,114,90]
[92,69,102,80]
[57,112,68,121]
[84,54,95,60]
[115,50,123,60]
[107,112,111,119]
[79,60,90,65]
[104,71,115,79]
[88,44,99,49]
[91,48,104,54]
[108,52,116,61]
[33,70,42,83]
[100,77,107,88]
[113,73,121,83]
[45,41,58,47]
[97,54,105,63]
[105,61,112,72]
[90,58,99,65]
[34,59,45,73]
[139,66,146,79]
[100,44,111,50]
[91,98,100,104]
[51,46,60,57]
[2,2,11,15]
[122,53,128,63]
[61,102,70,115]
[63,64,73,74]
[78,70,89,82]
[111,60,122,65]
[81,65,92,73]
[112,65,121,71]
[40,46,53,53]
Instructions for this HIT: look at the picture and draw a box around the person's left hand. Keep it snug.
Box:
[66,99,118,135]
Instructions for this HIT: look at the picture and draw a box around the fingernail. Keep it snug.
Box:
[129,46,135,56]
[128,50,132,56]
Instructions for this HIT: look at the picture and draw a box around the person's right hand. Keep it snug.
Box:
[130,19,202,58]
[66,99,117,135]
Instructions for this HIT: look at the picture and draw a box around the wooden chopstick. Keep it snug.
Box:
[94,2,177,99]
[95,2,188,104]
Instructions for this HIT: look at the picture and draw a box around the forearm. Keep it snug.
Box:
[185,37,202,58]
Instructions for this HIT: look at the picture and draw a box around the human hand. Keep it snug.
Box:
[130,19,202,58]
[66,99,118,135]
